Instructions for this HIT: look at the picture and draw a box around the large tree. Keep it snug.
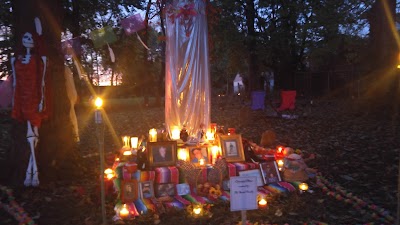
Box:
[9,0,77,185]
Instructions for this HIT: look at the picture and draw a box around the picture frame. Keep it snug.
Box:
[188,146,209,165]
[219,134,245,162]
[176,183,191,195]
[259,161,281,184]
[139,181,155,199]
[239,169,264,187]
[121,180,138,203]
[148,141,177,167]
[155,183,176,198]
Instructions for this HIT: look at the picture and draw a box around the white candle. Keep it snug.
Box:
[122,136,130,148]
[149,129,157,142]
[119,204,129,219]
[171,126,180,140]
[277,159,284,171]
[199,158,205,166]
[211,146,219,164]
[206,130,215,141]
[178,148,188,161]
[130,137,138,149]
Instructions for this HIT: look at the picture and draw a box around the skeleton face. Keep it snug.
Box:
[22,32,34,48]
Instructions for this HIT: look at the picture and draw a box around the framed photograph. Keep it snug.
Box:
[188,146,209,165]
[259,161,281,184]
[219,134,245,162]
[121,180,138,203]
[154,183,176,198]
[239,169,264,187]
[139,181,155,199]
[176,183,190,195]
[148,141,177,167]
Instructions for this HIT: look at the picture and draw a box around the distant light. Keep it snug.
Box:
[94,97,103,108]
[397,64,400,69]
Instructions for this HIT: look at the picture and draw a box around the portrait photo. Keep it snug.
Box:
[139,181,155,199]
[121,180,138,203]
[219,134,245,162]
[225,141,238,157]
[155,183,176,198]
[189,147,208,165]
[259,161,281,184]
[148,141,177,167]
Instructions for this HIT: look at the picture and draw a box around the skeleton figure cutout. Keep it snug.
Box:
[11,18,47,187]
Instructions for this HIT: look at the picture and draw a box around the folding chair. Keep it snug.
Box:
[264,90,300,119]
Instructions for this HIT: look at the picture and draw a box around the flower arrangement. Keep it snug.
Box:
[166,3,197,22]
[166,2,198,37]
[196,182,222,200]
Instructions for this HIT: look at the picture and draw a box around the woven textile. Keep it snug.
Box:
[133,170,155,182]
[155,166,180,184]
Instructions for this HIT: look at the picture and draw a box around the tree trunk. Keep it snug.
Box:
[157,0,167,106]
[368,0,397,69]
[12,0,80,185]
[245,0,261,92]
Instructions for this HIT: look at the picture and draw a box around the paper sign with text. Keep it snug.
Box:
[230,176,258,211]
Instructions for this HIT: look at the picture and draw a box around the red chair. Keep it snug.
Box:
[277,90,297,112]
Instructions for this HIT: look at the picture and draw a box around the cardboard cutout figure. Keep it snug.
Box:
[11,18,47,187]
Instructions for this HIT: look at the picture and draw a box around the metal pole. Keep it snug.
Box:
[95,109,107,225]
[241,210,246,225]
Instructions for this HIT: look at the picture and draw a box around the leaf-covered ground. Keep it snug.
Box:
[1,95,399,225]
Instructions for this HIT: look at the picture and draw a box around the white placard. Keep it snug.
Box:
[239,169,264,187]
[230,176,258,211]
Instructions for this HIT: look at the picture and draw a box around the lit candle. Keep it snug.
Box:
[171,126,180,140]
[119,204,129,219]
[193,205,202,215]
[199,158,205,166]
[277,159,284,171]
[104,168,115,180]
[299,183,309,193]
[123,150,132,156]
[130,137,139,149]
[258,198,267,208]
[211,146,219,164]
[206,130,215,141]
[178,148,188,161]
[149,129,157,142]
[122,136,130,148]
[227,128,235,135]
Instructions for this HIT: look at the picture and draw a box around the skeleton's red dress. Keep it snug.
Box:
[12,55,45,127]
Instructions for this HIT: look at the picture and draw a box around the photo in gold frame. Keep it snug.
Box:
[218,134,245,162]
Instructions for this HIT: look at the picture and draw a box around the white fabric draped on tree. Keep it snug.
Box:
[165,0,211,137]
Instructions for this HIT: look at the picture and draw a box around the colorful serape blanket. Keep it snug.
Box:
[126,202,139,217]
[220,190,230,201]
[182,193,210,204]
[263,181,296,194]
[132,170,155,182]
[155,166,180,184]
[134,198,158,214]
[163,196,191,209]
[227,162,259,177]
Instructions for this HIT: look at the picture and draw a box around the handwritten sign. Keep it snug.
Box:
[230,176,257,211]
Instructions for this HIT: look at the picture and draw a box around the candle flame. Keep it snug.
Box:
[258,198,267,206]
[120,204,129,218]
[193,206,202,215]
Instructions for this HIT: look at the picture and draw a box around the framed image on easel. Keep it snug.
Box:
[121,180,138,203]
[218,134,245,162]
[259,161,281,184]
